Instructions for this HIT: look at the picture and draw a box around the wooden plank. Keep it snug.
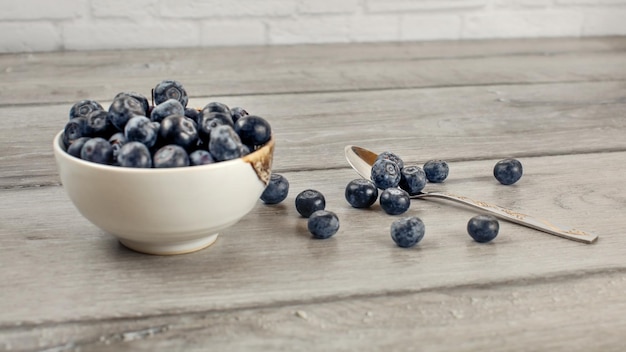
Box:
[1,151,624,327]
[1,38,625,105]
[3,80,626,188]
[3,270,624,351]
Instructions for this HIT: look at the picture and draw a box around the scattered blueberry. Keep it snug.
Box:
[150,99,185,123]
[80,137,113,165]
[67,137,90,158]
[260,173,290,204]
[231,107,248,124]
[376,151,404,170]
[399,165,427,195]
[159,115,198,150]
[124,115,159,148]
[189,150,215,166]
[117,142,152,168]
[344,179,378,208]
[234,115,272,147]
[390,216,425,248]
[307,210,340,239]
[108,95,146,131]
[494,158,523,185]
[154,80,188,107]
[467,215,499,243]
[423,160,449,183]
[295,189,326,218]
[153,144,190,168]
[371,159,401,189]
[208,125,243,161]
[379,187,410,215]
[69,99,103,120]
[114,91,149,116]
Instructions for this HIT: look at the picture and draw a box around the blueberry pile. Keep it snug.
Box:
[61,80,272,168]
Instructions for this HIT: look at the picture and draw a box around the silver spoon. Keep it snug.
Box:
[344,145,598,244]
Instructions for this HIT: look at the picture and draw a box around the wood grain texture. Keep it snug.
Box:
[3,270,624,351]
[2,80,626,188]
[2,37,625,351]
[0,37,625,106]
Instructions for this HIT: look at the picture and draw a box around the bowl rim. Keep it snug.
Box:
[53,130,275,175]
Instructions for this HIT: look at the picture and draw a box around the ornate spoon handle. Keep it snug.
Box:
[414,191,598,244]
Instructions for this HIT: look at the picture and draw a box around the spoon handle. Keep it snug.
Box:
[414,191,598,244]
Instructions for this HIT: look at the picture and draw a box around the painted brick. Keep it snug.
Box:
[269,17,351,44]
[298,0,361,14]
[63,21,200,51]
[583,9,626,35]
[160,0,296,18]
[401,14,462,40]
[201,20,267,46]
[0,22,62,52]
[367,0,488,13]
[463,10,585,38]
[91,0,160,19]
[0,0,85,20]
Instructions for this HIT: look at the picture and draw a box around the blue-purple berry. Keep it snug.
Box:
[114,91,149,116]
[69,99,103,120]
[467,215,499,243]
[261,173,289,204]
[208,125,243,161]
[390,216,425,248]
[379,188,410,215]
[159,115,198,150]
[344,179,378,208]
[125,115,159,148]
[234,115,272,148]
[80,137,113,165]
[307,210,339,239]
[153,144,190,168]
[423,160,449,183]
[371,159,401,190]
[117,142,152,168]
[150,99,185,123]
[494,158,523,185]
[154,80,188,107]
[231,107,248,124]
[67,137,90,158]
[108,95,146,131]
[189,150,215,166]
[376,151,404,170]
[399,165,427,195]
[295,189,326,218]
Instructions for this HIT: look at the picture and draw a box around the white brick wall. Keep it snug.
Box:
[1,0,625,53]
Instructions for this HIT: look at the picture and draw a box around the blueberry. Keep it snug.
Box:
[154,80,188,107]
[114,91,149,116]
[202,101,230,115]
[108,132,127,163]
[390,216,425,248]
[80,137,113,165]
[198,113,230,142]
[208,125,243,161]
[423,160,449,183]
[184,107,201,124]
[231,107,248,124]
[63,117,89,146]
[261,173,289,204]
[376,151,404,170]
[153,144,190,168]
[399,165,427,195]
[150,99,185,123]
[371,159,401,189]
[344,179,378,208]
[307,210,339,239]
[85,110,112,137]
[159,115,198,150]
[108,95,146,131]
[467,215,499,243]
[234,115,272,147]
[379,188,410,215]
[189,150,215,166]
[67,137,90,158]
[117,142,152,168]
[69,99,103,120]
[124,115,159,148]
[295,189,326,218]
[494,158,523,185]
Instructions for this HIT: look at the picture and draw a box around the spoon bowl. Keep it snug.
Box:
[344,145,598,244]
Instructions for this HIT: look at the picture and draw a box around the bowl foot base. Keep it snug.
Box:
[119,233,219,255]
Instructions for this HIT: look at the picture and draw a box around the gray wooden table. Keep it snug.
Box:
[1,37,625,351]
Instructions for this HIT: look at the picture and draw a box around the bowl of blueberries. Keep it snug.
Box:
[53,80,274,255]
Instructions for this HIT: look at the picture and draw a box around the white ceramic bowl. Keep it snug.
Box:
[53,131,274,255]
